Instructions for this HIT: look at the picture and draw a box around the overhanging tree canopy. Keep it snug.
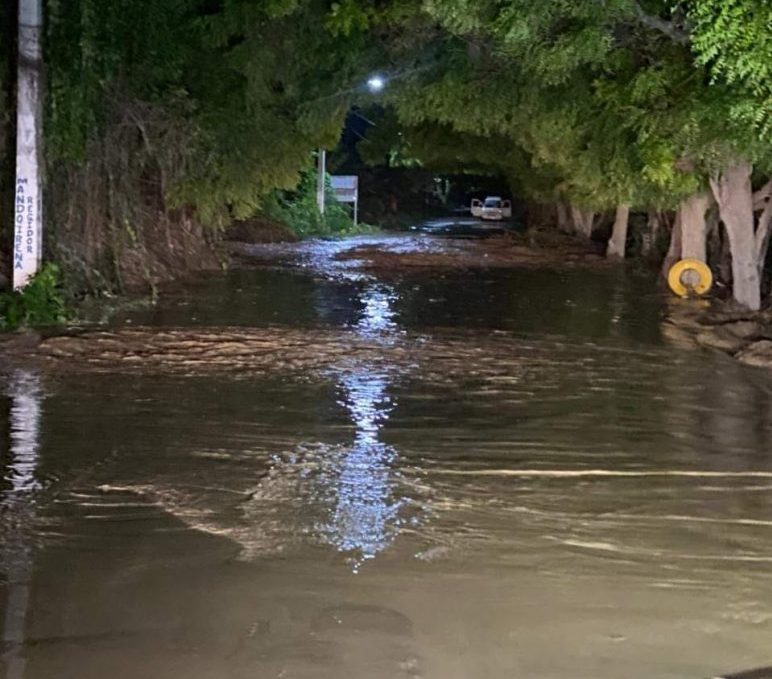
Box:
[1,0,771,306]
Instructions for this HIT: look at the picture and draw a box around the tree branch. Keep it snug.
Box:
[753,179,772,212]
[755,199,772,267]
[633,3,690,45]
[755,180,772,267]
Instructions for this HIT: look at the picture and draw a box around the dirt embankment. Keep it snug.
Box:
[117,215,223,292]
[1,214,298,297]
[223,216,299,245]
[89,212,298,291]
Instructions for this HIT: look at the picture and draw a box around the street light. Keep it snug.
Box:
[366,75,386,94]
[318,73,388,214]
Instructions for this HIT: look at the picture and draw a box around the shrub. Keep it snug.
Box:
[264,167,373,238]
[0,264,70,330]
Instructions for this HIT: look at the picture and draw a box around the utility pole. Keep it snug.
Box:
[316,149,326,215]
[13,0,43,290]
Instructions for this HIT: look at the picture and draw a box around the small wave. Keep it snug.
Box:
[430,468,772,479]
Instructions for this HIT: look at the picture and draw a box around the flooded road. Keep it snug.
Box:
[2,234,772,678]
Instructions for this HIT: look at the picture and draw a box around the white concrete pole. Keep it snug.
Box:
[13,0,44,290]
[316,149,326,215]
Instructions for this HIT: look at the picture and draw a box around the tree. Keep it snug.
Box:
[688,0,772,139]
[31,0,375,289]
[350,0,772,303]
[686,0,772,308]
[366,1,700,245]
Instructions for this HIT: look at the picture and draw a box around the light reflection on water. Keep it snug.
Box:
[4,372,43,498]
[320,283,404,569]
[355,284,399,337]
[322,371,401,569]
[2,371,43,679]
[178,282,415,567]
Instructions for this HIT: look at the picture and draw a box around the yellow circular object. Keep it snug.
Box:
[668,258,713,297]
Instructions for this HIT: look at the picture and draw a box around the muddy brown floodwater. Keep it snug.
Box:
[2,233,772,679]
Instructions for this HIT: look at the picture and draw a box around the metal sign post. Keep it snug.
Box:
[316,149,326,215]
[330,175,359,225]
[13,0,44,289]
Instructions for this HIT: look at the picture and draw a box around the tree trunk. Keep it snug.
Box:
[679,191,711,262]
[606,204,630,259]
[570,206,595,238]
[710,160,761,311]
[13,0,44,289]
[642,211,660,258]
[556,201,572,233]
[661,211,682,280]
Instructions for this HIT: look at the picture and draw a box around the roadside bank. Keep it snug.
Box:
[665,301,772,369]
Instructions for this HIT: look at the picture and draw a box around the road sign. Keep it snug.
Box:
[330,175,359,224]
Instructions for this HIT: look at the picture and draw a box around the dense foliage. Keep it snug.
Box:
[1,0,771,307]
[265,167,366,238]
[45,0,374,220]
[348,0,771,205]
[345,0,772,306]
[688,0,772,138]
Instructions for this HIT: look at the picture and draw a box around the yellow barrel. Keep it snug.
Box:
[668,258,713,297]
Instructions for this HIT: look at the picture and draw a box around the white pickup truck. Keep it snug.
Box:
[471,196,512,221]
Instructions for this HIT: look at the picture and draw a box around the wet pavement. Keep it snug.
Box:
[2,233,772,678]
